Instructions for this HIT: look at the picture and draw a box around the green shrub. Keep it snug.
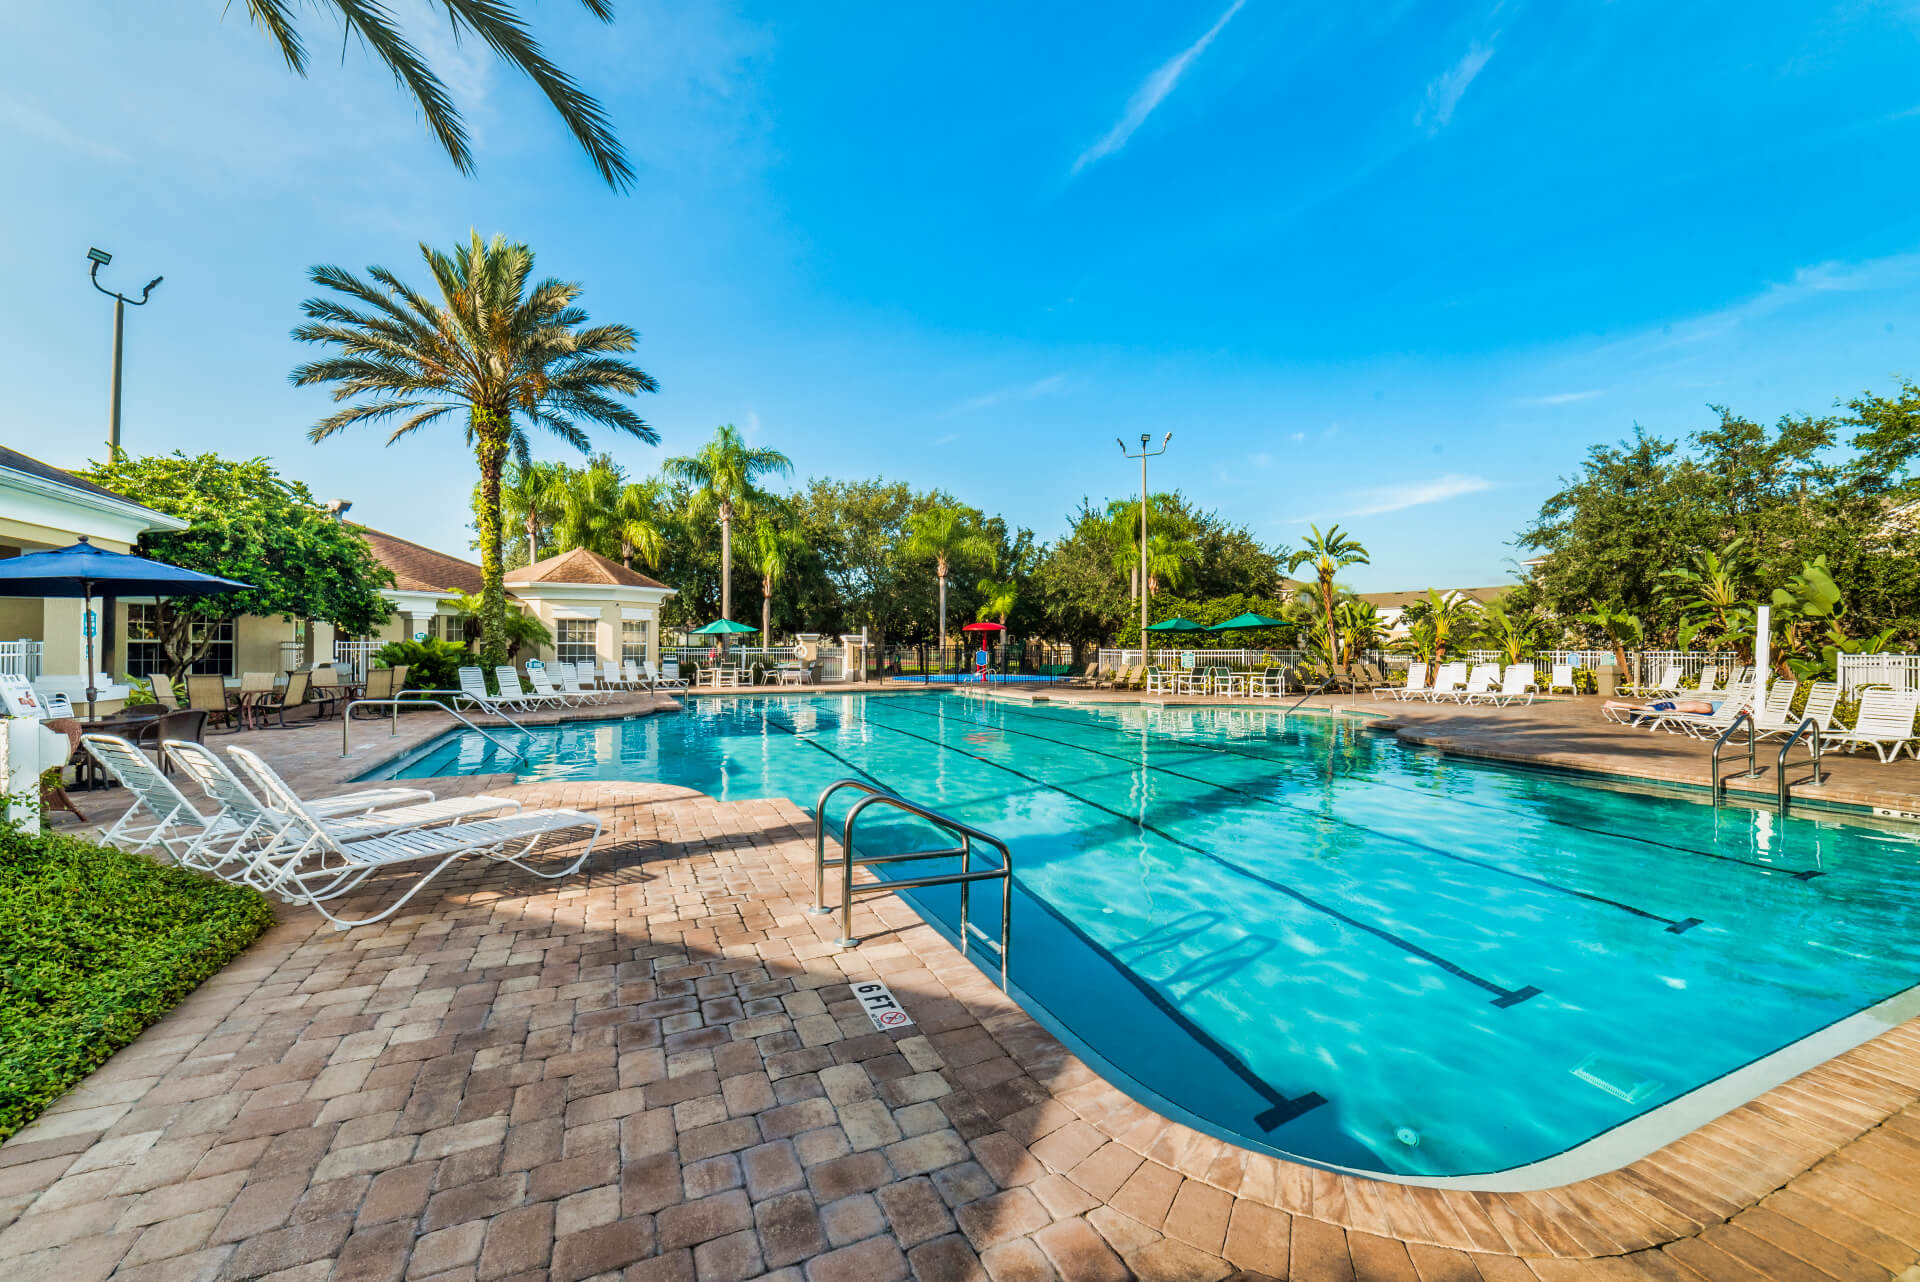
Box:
[0,828,274,1141]
[373,637,470,694]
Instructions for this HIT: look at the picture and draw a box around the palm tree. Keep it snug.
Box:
[1140,531,1199,597]
[1287,524,1370,664]
[240,0,632,189]
[293,232,658,666]
[976,576,1019,627]
[1475,594,1542,666]
[663,425,793,638]
[1403,588,1479,664]
[500,458,569,564]
[552,454,625,556]
[748,521,806,646]
[612,478,669,571]
[440,591,552,660]
[904,506,996,669]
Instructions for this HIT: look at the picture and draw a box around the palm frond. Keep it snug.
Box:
[329,0,474,175]
[243,0,309,73]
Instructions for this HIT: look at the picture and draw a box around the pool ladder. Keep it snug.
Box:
[810,779,1014,988]
[1711,711,1824,815]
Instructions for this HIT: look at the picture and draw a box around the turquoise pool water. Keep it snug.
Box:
[375,692,1920,1180]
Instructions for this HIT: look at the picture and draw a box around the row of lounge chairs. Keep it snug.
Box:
[451,661,687,717]
[1608,677,1920,761]
[82,733,600,929]
[1373,662,1563,706]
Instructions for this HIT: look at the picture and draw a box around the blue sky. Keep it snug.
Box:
[5,2,1920,590]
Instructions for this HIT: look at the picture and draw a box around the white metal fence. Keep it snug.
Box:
[1838,653,1920,694]
[0,639,43,680]
[333,639,382,681]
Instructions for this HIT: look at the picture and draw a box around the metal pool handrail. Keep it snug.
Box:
[1282,671,1339,716]
[1710,708,1760,804]
[1776,716,1824,816]
[339,696,530,761]
[810,778,1013,987]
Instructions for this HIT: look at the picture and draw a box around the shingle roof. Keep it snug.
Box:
[0,446,153,505]
[506,546,671,591]
[354,525,485,595]
[1356,586,1513,610]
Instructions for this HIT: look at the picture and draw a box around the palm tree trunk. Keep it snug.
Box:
[527,511,538,563]
[473,409,511,667]
[762,580,772,648]
[937,561,948,674]
[718,503,733,656]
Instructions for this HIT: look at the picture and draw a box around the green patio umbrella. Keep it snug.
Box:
[1143,617,1205,632]
[1205,612,1290,631]
[689,619,758,635]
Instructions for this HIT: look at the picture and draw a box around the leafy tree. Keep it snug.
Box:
[292,232,658,666]
[1474,594,1543,666]
[1335,599,1386,662]
[79,453,394,679]
[747,522,806,645]
[499,458,569,566]
[1288,524,1370,664]
[239,0,632,188]
[976,576,1019,627]
[664,425,793,634]
[1401,589,1480,664]
[611,477,670,571]
[903,504,997,664]
[371,637,469,692]
[440,591,552,660]
[1575,600,1644,674]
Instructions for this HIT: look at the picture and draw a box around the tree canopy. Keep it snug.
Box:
[81,453,394,676]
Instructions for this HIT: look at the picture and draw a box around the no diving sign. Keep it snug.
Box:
[852,980,914,1031]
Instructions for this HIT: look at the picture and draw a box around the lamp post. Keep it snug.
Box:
[1117,432,1173,665]
[86,248,163,456]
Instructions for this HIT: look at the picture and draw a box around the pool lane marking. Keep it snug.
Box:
[750,703,1328,1129]
[925,702,1703,935]
[1001,703,1823,884]
[837,702,1543,1008]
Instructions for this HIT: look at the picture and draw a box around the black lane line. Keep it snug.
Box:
[1010,702,1823,883]
[915,701,1703,934]
[837,702,1542,1009]
[750,702,1326,1129]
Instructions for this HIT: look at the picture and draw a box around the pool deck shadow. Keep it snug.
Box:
[8,691,1920,1280]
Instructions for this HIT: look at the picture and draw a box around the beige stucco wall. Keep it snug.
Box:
[511,588,669,672]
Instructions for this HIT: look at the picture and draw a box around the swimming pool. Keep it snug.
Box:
[886,673,1061,684]
[373,692,1920,1183]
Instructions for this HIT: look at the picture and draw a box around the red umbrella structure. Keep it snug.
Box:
[960,621,1006,632]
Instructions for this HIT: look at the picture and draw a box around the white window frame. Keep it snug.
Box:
[555,618,597,667]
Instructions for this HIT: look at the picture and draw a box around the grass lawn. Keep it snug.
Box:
[0,825,275,1142]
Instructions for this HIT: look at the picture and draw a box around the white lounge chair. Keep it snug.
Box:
[1472,664,1536,706]
[1749,680,1801,740]
[1641,664,1685,697]
[528,665,589,707]
[1799,682,1840,734]
[167,741,519,878]
[1694,664,1719,696]
[1426,662,1469,701]
[1827,690,1920,762]
[456,666,529,716]
[1454,664,1501,703]
[557,663,609,704]
[1377,662,1426,700]
[645,660,689,692]
[1546,664,1577,694]
[494,665,564,711]
[1642,685,1754,738]
[82,734,247,862]
[598,662,634,691]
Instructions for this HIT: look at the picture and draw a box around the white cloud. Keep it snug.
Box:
[1415,42,1494,133]
[1343,473,1494,517]
[0,96,128,162]
[1522,389,1604,406]
[945,373,1069,416]
[1072,0,1245,176]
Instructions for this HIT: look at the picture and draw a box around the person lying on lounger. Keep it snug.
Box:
[1602,696,1712,726]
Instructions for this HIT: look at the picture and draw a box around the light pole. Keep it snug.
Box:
[1117,432,1173,664]
[87,248,163,456]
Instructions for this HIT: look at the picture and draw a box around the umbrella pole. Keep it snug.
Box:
[84,584,97,722]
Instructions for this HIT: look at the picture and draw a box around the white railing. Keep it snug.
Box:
[1838,653,1920,694]
[0,639,43,681]
[1633,650,1721,687]
[334,639,383,681]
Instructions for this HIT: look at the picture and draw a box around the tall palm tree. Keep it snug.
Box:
[976,576,1019,627]
[663,425,793,637]
[1140,531,1199,597]
[613,478,669,571]
[552,454,625,555]
[293,232,658,665]
[904,505,996,668]
[1287,524,1370,664]
[748,521,806,646]
[500,457,569,563]
[1404,588,1480,664]
[240,0,632,189]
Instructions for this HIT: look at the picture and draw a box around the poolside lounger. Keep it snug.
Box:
[1470,664,1536,706]
[82,733,247,862]
[1642,664,1685,697]
[498,665,568,711]
[1694,665,1719,696]
[1826,690,1920,762]
[1640,685,1753,737]
[621,661,652,691]
[645,661,689,692]
[166,741,517,877]
[1426,662,1469,701]
[556,663,609,704]
[1799,682,1840,734]
[1457,664,1503,704]
[221,750,601,929]
[1546,663,1577,694]
[1378,662,1427,700]
[458,666,536,716]
[1749,680,1802,740]
[528,665,589,707]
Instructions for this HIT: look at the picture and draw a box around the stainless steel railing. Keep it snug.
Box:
[811,779,1013,987]
[1711,709,1760,803]
[1776,716,1825,815]
[339,696,530,761]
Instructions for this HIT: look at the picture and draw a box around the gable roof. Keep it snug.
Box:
[0,446,134,503]
[506,546,671,591]
[354,525,484,595]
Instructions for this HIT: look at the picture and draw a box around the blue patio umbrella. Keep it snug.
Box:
[0,536,249,719]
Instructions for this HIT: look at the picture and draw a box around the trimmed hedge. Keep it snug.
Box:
[0,826,275,1141]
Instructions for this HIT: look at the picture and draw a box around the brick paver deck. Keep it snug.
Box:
[7,691,1920,1280]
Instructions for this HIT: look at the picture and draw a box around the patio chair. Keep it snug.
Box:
[1378,662,1426,700]
[253,670,317,728]
[1546,664,1577,694]
[1642,664,1685,698]
[1427,662,1470,701]
[1826,690,1919,762]
[186,673,235,731]
[354,667,396,715]
[1798,682,1841,734]
[137,708,209,773]
[221,747,601,929]
[308,666,344,719]
[82,733,246,862]
[148,674,182,710]
[645,660,689,692]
